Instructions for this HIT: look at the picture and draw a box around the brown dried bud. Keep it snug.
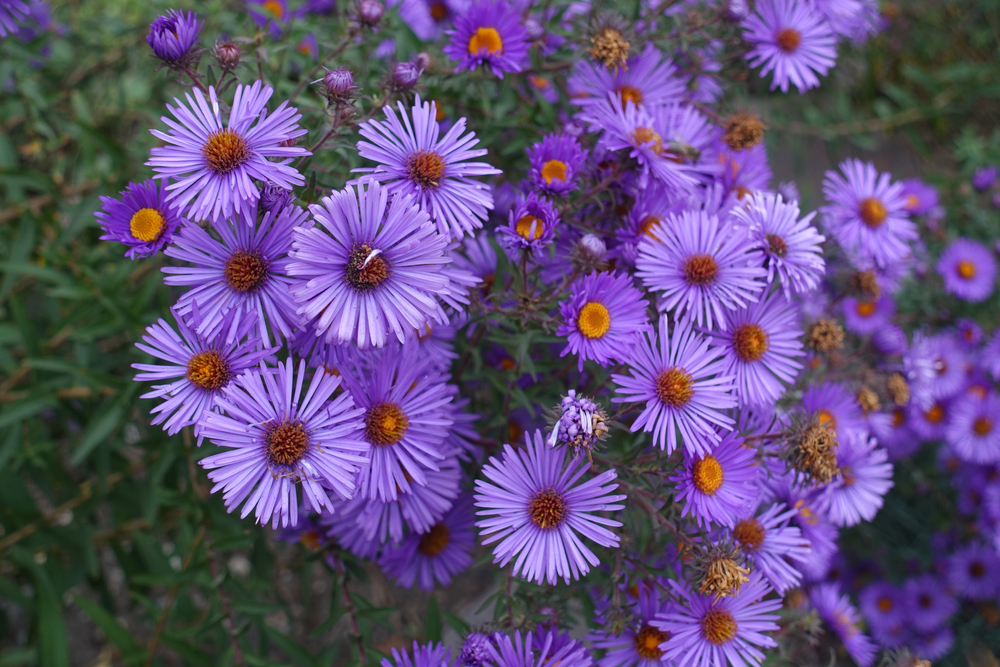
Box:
[850,269,881,299]
[857,386,880,414]
[723,113,766,151]
[887,373,910,406]
[696,545,750,600]
[589,27,630,70]
[784,415,840,485]
[807,319,844,352]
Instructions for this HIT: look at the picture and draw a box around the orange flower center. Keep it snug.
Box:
[429,1,447,21]
[262,0,285,18]
[633,625,669,660]
[733,324,770,362]
[468,27,503,55]
[958,260,977,279]
[855,300,876,317]
[975,417,994,436]
[616,84,644,107]
[529,489,566,530]
[818,409,836,429]
[266,419,309,466]
[655,367,694,408]
[859,197,888,228]
[407,150,446,189]
[540,159,568,184]
[701,608,738,645]
[577,302,611,339]
[732,518,766,551]
[925,404,945,424]
[684,254,719,286]
[365,402,409,446]
[129,208,166,242]
[632,126,663,155]
[202,128,251,175]
[186,350,231,391]
[775,27,801,52]
[692,455,724,495]
[515,215,544,240]
[225,249,270,293]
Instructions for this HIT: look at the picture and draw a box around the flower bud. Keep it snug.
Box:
[571,233,609,274]
[393,61,421,89]
[259,183,292,214]
[414,51,431,71]
[357,0,384,27]
[147,9,203,69]
[213,40,241,71]
[524,17,545,40]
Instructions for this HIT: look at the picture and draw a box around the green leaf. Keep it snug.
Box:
[425,595,442,643]
[36,594,69,667]
[265,627,320,667]
[72,595,143,660]
[71,402,124,464]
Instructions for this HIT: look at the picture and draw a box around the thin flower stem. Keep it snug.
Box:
[333,555,368,666]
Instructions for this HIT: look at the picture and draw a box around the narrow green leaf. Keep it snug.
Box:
[73,595,142,658]
[37,594,69,667]
[425,595,442,643]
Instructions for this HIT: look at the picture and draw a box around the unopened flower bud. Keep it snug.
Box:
[213,39,241,71]
[414,51,431,71]
[259,183,292,214]
[524,17,545,40]
[571,234,609,274]
[320,67,357,106]
[358,0,384,26]
[393,61,421,88]
[724,0,752,20]
[147,9,203,69]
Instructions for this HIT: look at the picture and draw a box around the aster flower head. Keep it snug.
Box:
[902,574,958,632]
[199,358,370,529]
[972,165,998,191]
[164,203,307,348]
[858,581,904,636]
[613,315,737,455]
[474,429,625,585]
[936,237,997,302]
[569,42,688,114]
[946,392,1000,465]
[289,180,452,350]
[801,380,867,441]
[557,271,651,371]
[147,81,309,223]
[487,628,592,667]
[546,390,610,458]
[636,209,766,331]
[742,0,837,93]
[132,310,274,438]
[496,192,560,257]
[819,432,893,527]
[821,159,917,269]
[654,571,781,667]
[898,178,939,216]
[706,289,804,409]
[842,293,896,336]
[730,191,826,296]
[591,584,672,667]
[378,493,474,591]
[247,0,287,37]
[381,641,456,667]
[809,583,878,667]
[947,542,1000,600]
[672,430,758,529]
[442,0,529,78]
[355,95,500,240]
[729,502,810,594]
[340,343,454,502]
[0,0,28,38]
[147,9,202,68]
[527,133,589,197]
[96,179,183,259]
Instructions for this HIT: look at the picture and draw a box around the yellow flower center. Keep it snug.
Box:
[631,126,663,155]
[655,367,694,408]
[528,488,566,530]
[262,0,285,18]
[468,27,503,55]
[365,402,409,446]
[129,208,166,242]
[202,128,251,175]
[616,84,644,107]
[186,350,231,391]
[692,455,724,495]
[407,150,446,190]
[958,260,977,279]
[540,159,568,184]
[700,608,738,645]
[515,215,544,240]
[858,197,888,228]
[732,324,770,362]
[577,302,611,339]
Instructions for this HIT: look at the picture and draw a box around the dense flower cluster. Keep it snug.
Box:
[88,0,997,663]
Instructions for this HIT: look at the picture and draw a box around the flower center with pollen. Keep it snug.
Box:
[202,128,251,175]
[417,522,451,557]
[365,402,409,446]
[529,489,566,530]
[766,233,787,257]
[266,419,309,467]
[958,260,977,279]
[345,244,389,291]
[186,350,231,390]
[129,208,166,242]
[631,127,663,155]
[775,27,802,52]
[541,159,567,184]
[633,625,668,660]
[925,404,944,424]
[263,0,285,18]
[877,596,894,613]
[855,300,876,317]
[468,27,503,54]
[684,254,719,286]
[692,455,724,495]
[701,608,738,645]
[858,197,888,228]
[616,84,644,107]
[732,517,766,551]
[515,215,544,240]
[429,0,447,21]
[406,150,446,190]
[225,250,270,293]
[656,367,694,407]
[733,324,770,362]
[975,417,994,436]
[578,302,610,339]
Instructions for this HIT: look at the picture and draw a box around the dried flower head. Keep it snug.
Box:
[783,412,840,485]
[807,319,845,352]
[588,18,631,70]
[723,113,766,151]
[887,373,910,406]
[850,269,881,299]
[856,386,880,414]
[695,543,750,600]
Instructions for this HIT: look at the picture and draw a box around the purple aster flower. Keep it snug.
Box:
[0,0,28,38]
[821,159,917,270]
[898,178,938,216]
[612,315,736,455]
[164,203,306,348]
[496,192,560,257]
[527,133,588,197]
[819,432,893,527]
[872,324,908,356]
[730,192,826,297]
[132,311,274,438]
[569,42,687,114]
[729,502,810,594]
[923,334,967,400]
[672,430,758,528]
[289,180,452,350]
[557,271,650,371]
[486,629,592,667]
[742,0,837,93]
[247,0,287,37]
[461,632,502,667]
[96,179,183,259]
[706,289,804,409]
[442,0,529,78]
[956,317,984,348]
[802,380,867,441]
[354,95,500,240]
[947,392,1000,464]
[936,237,997,302]
[378,493,474,590]
[910,626,953,661]
[340,343,454,502]
[258,182,292,214]
[199,358,370,529]
[381,641,456,667]
[590,584,671,667]
[591,95,699,194]
[902,574,958,632]
[474,429,625,585]
[858,581,904,636]
[947,542,1000,600]
[636,209,766,331]
[809,583,878,667]
[973,165,998,192]
[718,141,773,200]
[389,0,463,41]
[147,9,202,68]
[842,294,896,336]
[654,571,781,667]
[908,398,951,442]
[649,102,723,183]
[147,81,309,223]
[616,182,677,267]
[546,390,609,458]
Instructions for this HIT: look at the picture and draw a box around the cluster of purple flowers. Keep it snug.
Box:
[90,0,1000,664]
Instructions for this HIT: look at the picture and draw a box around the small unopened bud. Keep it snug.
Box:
[259,183,292,214]
[213,39,241,71]
[318,67,357,109]
[723,0,752,20]
[807,319,844,353]
[414,52,431,71]
[524,17,545,40]
[393,61,422,88]
[147,9,203,70]
[571,234,609,275]
[357,0,384,27]
[723,112,766,151]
